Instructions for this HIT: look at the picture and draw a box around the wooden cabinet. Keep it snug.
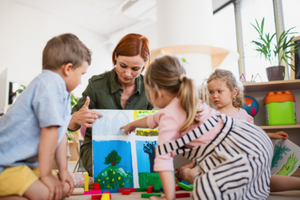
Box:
[243,80,300,146]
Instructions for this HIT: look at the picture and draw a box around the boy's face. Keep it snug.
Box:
[66,61,88,93]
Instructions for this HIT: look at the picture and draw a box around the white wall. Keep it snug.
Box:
[0,0,112,103]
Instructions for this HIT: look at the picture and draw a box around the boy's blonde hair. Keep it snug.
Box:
[144,55,198,131]
[42,33,92,70]
[207,69,244,107]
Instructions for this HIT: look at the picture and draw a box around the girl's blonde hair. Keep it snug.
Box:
[207,69,244,107]
[144,55,199,131]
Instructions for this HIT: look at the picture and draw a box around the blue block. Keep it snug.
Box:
[101,189,119,193]
[181,180,190,185]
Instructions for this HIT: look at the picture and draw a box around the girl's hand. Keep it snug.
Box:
[120,123,136,135]
[268,131,289,140]
[58,170,74,197]
[40,174,63,200]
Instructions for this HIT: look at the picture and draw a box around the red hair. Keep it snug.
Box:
[112,33,150,70]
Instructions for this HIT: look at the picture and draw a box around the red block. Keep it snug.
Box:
[91,195,101,199]
[103,191,110,194]
[122,189,131,195]
[93,183,100,191]
[175,186,181,191]
[176,192,190,198]
[147,186,153,193]
[118,188,136,193]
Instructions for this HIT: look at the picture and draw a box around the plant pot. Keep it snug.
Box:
[266,66,285,81]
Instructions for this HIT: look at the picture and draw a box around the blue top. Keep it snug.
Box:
[0,70,71,173]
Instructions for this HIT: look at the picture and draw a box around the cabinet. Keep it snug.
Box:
[243,79,300,147]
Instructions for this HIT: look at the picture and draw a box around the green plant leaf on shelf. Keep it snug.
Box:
[250,17,299,71]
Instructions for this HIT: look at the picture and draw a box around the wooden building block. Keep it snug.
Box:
[176,192,190,198]
[122,189,131,195]
[84,172,89,192]
[141,193,161,198]
[178,182,193,191]
[101,193,110,200]
[147,186,153,193]
[93,183,100,191]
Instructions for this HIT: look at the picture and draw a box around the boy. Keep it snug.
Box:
[0,33,91,200]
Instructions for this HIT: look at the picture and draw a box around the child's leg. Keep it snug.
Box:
[176,166,198,184]
[0,196,27,200]
[150,171,175,200]
[270,174,300,192]
[23,176,70,200]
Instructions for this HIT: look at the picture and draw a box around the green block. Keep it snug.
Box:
[141,193,161,198]
[178,182,193,191]
[135,188,147,192]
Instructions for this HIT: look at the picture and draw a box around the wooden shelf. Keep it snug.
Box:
[150,45,239,69]
[259,124,300,130]
[243,79,300,93]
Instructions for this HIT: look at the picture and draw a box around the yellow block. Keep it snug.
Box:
[101,193,110,200]
[84,172,89,192]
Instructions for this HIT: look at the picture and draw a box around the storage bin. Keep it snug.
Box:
[263,90,296,125]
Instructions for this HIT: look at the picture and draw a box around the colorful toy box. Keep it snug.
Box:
[263,90,296,125]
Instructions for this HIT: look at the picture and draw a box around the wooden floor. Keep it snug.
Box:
[67,191,300,200]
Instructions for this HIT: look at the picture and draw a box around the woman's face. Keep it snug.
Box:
[114,55,145,85]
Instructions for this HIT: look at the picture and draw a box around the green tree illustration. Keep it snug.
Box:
[104,150,121,166]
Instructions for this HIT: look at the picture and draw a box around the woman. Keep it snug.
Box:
[68,33,153,175]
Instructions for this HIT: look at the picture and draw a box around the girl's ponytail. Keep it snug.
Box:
[178,76,199,131]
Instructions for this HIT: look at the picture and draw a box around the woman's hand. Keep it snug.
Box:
[120,122,136,135]
[70,96,103,129]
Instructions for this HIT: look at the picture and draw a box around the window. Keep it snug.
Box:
[213,3,239,80]
[241,0,276,82]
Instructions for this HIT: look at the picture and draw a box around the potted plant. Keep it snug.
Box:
[251,17,298,81]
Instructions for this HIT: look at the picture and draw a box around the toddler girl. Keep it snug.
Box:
[178,69,300,194]
[122,57,273,200]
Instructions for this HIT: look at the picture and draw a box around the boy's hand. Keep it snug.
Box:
[268,131,289,140]
[58,170,74,197]
[40,174,63,200]
[120,123,136,135]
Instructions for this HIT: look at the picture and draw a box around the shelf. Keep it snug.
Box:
[259,124,300,130]
[243,79,300,93]
[150,45,239,69]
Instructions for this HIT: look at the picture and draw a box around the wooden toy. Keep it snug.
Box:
[84,190,102,195]
[101,193,110,200]
[135,188,147,192]
[118,188,136,193]
[178,182,193,191]
[101,189,119,193]
[84,172,89,192]
[175,186,180,191]
[147,186,153,193]
[91,195,101,199]
[122,189,131,195]
[176,192,190,198]
[141,193,161,198]
[93,183,100,190]
[181,180,190,185]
